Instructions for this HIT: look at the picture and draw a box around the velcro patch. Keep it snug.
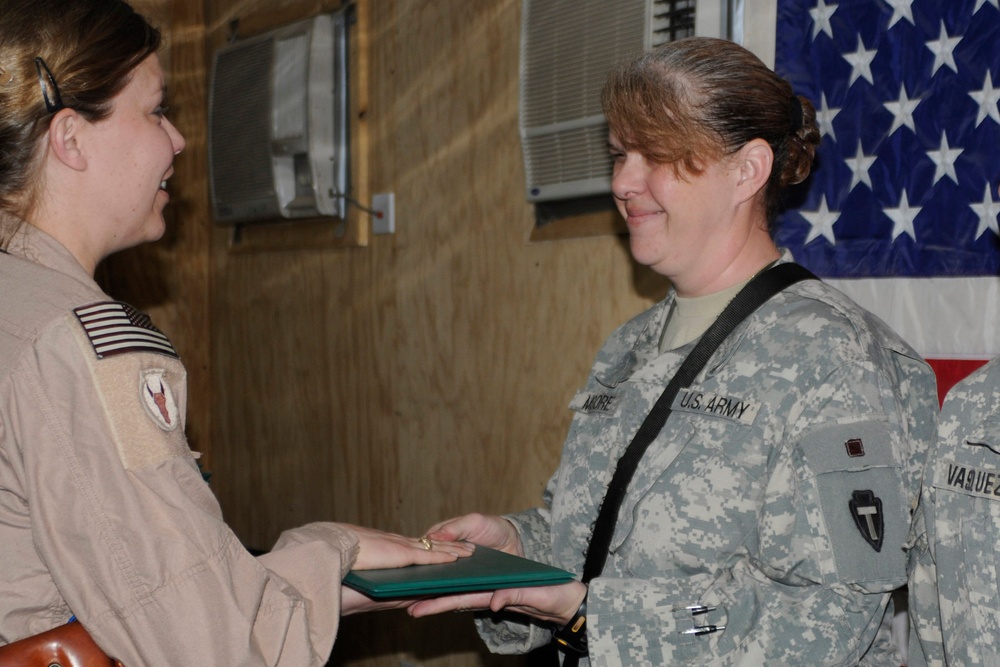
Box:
[569,390,622,417]
[933,459,1000,500]
[670,388,760,427]
[74,302,178,359]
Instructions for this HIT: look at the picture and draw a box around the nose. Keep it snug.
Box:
[611,153,645,201]
[166,117,186,155]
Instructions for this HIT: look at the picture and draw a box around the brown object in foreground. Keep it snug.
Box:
[0,621,123,667]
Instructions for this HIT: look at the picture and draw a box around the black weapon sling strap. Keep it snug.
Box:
[561,262,817,665]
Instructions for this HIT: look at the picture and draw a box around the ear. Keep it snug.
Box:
[734,138,773,204]
[46,109,88,172]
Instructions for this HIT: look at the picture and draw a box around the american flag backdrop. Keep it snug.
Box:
[772,0,1000,403]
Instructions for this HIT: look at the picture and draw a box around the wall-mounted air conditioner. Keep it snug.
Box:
[208,11,348,225]
[519,0,742,203]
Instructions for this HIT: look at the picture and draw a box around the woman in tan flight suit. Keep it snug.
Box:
[0,1,471,664]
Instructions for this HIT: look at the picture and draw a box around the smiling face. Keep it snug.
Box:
[82,54,185,255]
[609,132,746,290]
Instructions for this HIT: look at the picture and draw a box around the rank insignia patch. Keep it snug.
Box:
[74,302,178,359]
[849,490,883,552]
[845,438,865,457]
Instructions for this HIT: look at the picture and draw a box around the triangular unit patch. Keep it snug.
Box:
[848,489,884,553]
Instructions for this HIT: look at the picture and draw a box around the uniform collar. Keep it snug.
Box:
[603,247,800,385]
[1,220,99,290]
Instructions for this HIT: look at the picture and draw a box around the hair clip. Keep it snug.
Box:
[34,57,65,113]
[788,95,803,133]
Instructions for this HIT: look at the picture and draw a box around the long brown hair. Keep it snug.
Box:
[603,37,821,223]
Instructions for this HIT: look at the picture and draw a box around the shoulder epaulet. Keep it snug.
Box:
[73,301,179,360]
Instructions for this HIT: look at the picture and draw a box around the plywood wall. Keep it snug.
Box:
[140,0,671,664]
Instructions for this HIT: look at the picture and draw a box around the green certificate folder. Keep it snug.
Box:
[343,546,576,599]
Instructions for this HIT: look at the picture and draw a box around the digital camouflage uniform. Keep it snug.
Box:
[477,262,937,666]
[0,225,358,665]
[908,357,1000,667]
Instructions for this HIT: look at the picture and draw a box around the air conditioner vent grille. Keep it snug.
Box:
[210,42,276,206]
[651,0,697,47]
[519,0,649,202]
[208,11,347,225]
[519,0,715,202]
[523,123,613,188]
[520,1,646,129]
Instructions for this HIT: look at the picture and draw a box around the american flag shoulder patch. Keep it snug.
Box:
[73,301,179,360]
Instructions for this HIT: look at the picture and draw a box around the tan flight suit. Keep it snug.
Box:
[0,224,357,665]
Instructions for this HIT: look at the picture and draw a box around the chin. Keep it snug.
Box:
[123,223,166,250]
[146,210,168,240]
[629,247,679,280]
[628,240,663,268]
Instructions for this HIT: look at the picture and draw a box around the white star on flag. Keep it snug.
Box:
[927,132,963,185]
[845,141,877,191]
[884,85,921,135]
[969,71,1000,127]
[843,35,877,86]
[885,0,916,28]
[972,183,1000,240]
[926,21,962,76]
[810,0,838,40]
[817,92,841,141]
[885,191,921,242]
[802,196,840,245]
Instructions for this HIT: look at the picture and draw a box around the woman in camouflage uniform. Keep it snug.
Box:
[411,37,937,666]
